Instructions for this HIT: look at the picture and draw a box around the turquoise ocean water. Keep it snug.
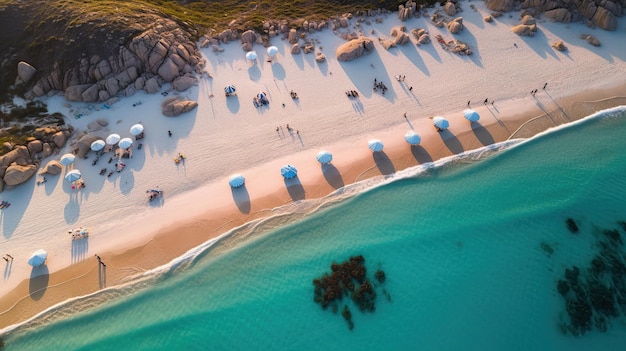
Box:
[3,107,626,350]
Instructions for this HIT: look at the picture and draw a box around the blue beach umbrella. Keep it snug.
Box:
[224,85,236,95]
[280,164,298,179]
[129,123,144,136]
[246,51,257,61]
[463,109,480,122]
[404,131,421,145]
[28,249,48,267]
[229,174,245,188]
[64,169,82,183]
[118,137,133,149]
[91,140,105,151]
[267,46,278,57]
[316,150,333,164]
[368,139,384,152]
[60,153,76,166]
[433,116,449,130]
[106,133,121,145]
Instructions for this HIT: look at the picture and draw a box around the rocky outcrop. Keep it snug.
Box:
[398,0,418,21]
[25,18,204,102]
[582,34,601,46]
[486,0,515,12]
[40,160,63,176]
[512,24,538,36]
[3,164,37,186]
[17,61,36,84]
[172,75,198,92]
[161,97,198,117]
[412,28,430,45]
[544,8,572,23]
[336,37,375,61]
[592,7,617,31]
[448,17,464,34]
[444,2,457,16]
[512,0,620,31]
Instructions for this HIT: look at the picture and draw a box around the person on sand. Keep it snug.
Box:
[168,130,172,137]
[543,82,548,89]
[467,101,470,107]
[2,256,7,262]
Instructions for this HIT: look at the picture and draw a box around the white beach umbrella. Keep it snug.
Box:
[224,85,236,95]
[280,164,298,179]
[129,123,144,136]
[64,169,82,183]
[463,109,480,122]
[433,116,449,130]
[267,46,278,57]
[229,174,246,188]
[28,249,48,267]
[105,133,121,145]
[404,131,421,145]
[60,153,76,166]
[246,51,257,61]
[368,139,384,152]
[316,150,333,164]
[118,137,133,149]
[90,139,105,151]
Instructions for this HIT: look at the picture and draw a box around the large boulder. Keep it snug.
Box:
[511,24,537,36]
[3,164,37,186]
[592,7,617,31]
[336,37,375,61]
[521,15,536,25]
[40,160,63,175]
[27,140,43,156]
[53,131,68,148]
[444,2,457,16]
[172,75,197,92]
[17,61,37,83]
[158,58,180,82]
[288,28,298,44]
[448,17,464,34]
[0,146,31,167]
[144,77,161,94]
[544,8,572,23]
[64,84,92,102]
[161,97,198,117]
[485,0,514,11]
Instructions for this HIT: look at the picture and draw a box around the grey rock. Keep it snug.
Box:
[17,61,36,83]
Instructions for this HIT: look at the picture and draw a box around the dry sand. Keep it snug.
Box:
[2,1,626,330]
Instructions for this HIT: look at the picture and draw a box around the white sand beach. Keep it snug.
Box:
[1,1,626,329]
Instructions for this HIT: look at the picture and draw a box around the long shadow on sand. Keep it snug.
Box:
[248,65,261,81]
[411,145,433,164]
[231,186,251,214]
[71,237,89,263]
[272,63,286,80]
[471,122,495,146]
[227,95,240,113]
[284,177,305,201]
[373,152,395,175]
[29,266,50,300]
[399,42,430,76]
[440,130,464,154]
[321,164,344,189]
[2,177,35,239]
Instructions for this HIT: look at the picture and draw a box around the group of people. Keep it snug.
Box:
[290,90,299,99]
[345,90,359,98]
[373,78,388,94]
[71,180,86,190]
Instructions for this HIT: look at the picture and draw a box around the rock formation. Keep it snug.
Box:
[3,164,37,186]
[512,24,538,36]
[39,160,63,176]
[161,97,198,117]
[23,18,204,102]
[552,40,568,51]
[448,17,464,34]
[336,37,375,61]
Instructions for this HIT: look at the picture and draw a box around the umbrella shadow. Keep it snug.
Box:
[119,171,135,195]
[284,177,305,201]
[471,122,495,146]
[411,145,433,164]
[71,237,89,263]
[64,196,81,225]
[322,164,345,189]
[29,265,50,300]
[231,186,251,214]
[373,151,395,175]
[226,96,240,113]
[272,63,286,80]
[440,130,464,154]
[248,65,261,81]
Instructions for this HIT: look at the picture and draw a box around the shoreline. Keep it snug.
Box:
[1,83,625,331]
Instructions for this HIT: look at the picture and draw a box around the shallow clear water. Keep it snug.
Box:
[4,107,626,350]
